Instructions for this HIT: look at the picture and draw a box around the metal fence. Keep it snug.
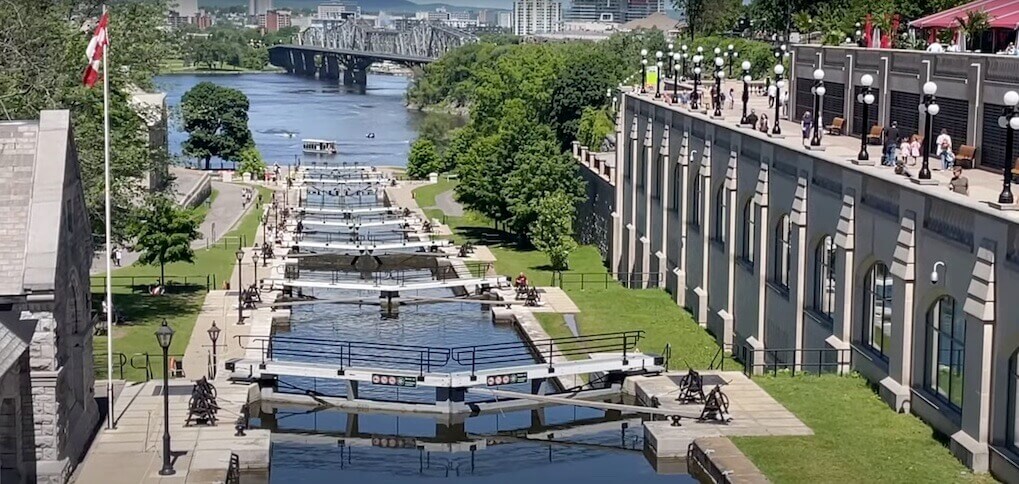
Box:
[92,351,187,381]
[206,235,247,250]
[735,345,853,378]
[555,272,662,290]
[90,274,217,293]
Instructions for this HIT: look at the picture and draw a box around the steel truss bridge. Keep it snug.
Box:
[268,21,476,86]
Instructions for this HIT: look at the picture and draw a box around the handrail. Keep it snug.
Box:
[708,343,733,371]
[555,271,662,290]
[93,352,128,380]
[89,274,215,293]
[738,346,853,378]
[127,352,187,382]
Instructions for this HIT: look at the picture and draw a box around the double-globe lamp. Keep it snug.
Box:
[857,74,876,161]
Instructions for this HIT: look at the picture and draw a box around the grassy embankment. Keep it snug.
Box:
[412,180,994,484]
[159,59,282,75]
[93,185,271,382]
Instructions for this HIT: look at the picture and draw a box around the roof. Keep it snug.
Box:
[620,12,683,32]
[0,110,73,296]
[910,0,1019,29]
[0,310,37,377]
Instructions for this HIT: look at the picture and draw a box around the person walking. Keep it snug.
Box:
[909,135,922,166]
[882,121,900,166]
[113,247,122,267]
[935,128,954,170]
[801,111,813,146]
[728,88,735,109]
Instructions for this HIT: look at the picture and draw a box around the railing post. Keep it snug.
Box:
[622,333,629,365]
[548,339,554,372]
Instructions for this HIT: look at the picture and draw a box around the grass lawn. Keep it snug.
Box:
[413,177,456,208]
[93,185,272,381]
[731,375,996,484]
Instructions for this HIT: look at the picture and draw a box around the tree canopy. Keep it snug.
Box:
[181,82,254,169]
[406,138,442,179]
[128,196,201,285]
[531,192,578,271]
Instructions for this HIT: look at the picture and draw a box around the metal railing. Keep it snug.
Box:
[226,453,241,484]
[295,261,493,287]
[206,235,247,250]
[708,343,734,371]
[737,345,853,378]
[92,352,128,380]
[451,331,645,378]
[555,272,662,290]
[90,274,217,293]
[128,352,187,381]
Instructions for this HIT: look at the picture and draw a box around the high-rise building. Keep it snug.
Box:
[565,0,663,23]
[497,11,513,29]
[513,0,561,35]
[170,0,199,18]
[265,9,292,31]
[313,2,360,29]
[249,0,273,17]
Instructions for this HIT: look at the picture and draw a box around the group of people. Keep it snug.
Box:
[743,109,772,134]
[877,122,969,194]
[241,186,259,207]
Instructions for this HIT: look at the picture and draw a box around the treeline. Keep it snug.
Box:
[175,25,298,71]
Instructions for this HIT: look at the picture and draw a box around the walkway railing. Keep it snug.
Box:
[89,274,217,293]
[292,261,493,287]
[91,351,185,381]
[736,345,853,378]
[92,352,128,380]
[451,331,644,377]
[555,272,662,290]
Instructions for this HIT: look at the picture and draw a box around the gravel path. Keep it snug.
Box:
[435,190,464,216]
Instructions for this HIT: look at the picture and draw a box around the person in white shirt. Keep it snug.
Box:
[927,41,944,53]
[935,128,954,169]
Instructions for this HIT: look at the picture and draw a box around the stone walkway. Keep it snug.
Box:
[435,190,464,216]
[530,286,581,313]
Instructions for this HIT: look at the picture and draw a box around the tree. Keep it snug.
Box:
[530,191,578,271]
[237,146,266,179]
[503,142,586,235]
[407,138,442,179]
[576,107,615,151]
[674,0,742,39]
[181,82,253,169]
[129,196,201,286]
[956,10,991,51]
[549,48,617,148]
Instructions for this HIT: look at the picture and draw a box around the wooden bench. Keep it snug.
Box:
[1010,157,1019,177]
[825,117,845,135]
[955,145,976,169]
[866,125,883,145]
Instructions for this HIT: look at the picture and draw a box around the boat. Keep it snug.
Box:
[302,139,338,154]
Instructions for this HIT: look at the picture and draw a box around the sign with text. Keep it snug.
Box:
[371,374,417,387]
[486,373,528,386]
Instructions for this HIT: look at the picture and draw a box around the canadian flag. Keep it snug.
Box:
[83,12,109,88]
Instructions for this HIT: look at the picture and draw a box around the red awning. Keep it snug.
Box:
[910,0,1019,29]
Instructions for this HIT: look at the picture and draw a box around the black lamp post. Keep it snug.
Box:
[681,44,688,79]
[919,81,939,180]
[713,56,725,117]
[772,62,784,135]
[155,320,175,476]
[726,44,735,77]
[857,74,876,161]
[207,320,220,379]
[640,49,648,93]
[655,51,663,98]
[998,90,1019,204]
[692,51,703,110]
[251,251,260,288]
[667,43,674,75]
[672,52,680,102]
[810,68,826,146]
[235,249,245,324]
[740,60,751,124]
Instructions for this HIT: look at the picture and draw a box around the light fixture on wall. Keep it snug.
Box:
[931,261,945,284]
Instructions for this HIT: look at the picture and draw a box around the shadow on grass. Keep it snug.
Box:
[92,288,205,326]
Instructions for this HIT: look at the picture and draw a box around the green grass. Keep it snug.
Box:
[731,375,996,484]
[414,177,456,209]
[159,58,281,74]
[190,188,219,224]
[94,185,272,381]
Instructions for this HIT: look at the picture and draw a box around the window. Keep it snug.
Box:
[653,157,662,199]
[925,296,965,410]
[863,262,893,358]
[714,187,727,243]
[690,174,703,228]
[741,200,755,264]
[671,169,682,210]
[813,236,837,320]
[772,215,791,288]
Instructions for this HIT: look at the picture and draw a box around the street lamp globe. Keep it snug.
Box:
[741,60,751,71]
[642,59,648,65]
[863,93,875,104]
[697,46,704,53]
[1011,117,1019,130]
[682,44,688,51]
[656,50,663,59]
[640,48,648,56]
[923,81,938,96]
[718,71,726,79]
[846,37,853,44]
[816,85,826,96]
[715,57,724,67]
[668,43,674,50]
[673,52,681,61]
[813,68,825,80]
[777,79,786,89]
[774,64,784,75]
[656,60,663,68]
[155,319,174,349]
[694,67,702,75]
[728,44,734,51]
[714,47,721,54]
[1005,90,1019,107]
[860,74,874,87]
[928,103,940,116]
[743,74,752,83]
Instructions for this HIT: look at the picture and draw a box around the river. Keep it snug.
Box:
[154,73,453,167]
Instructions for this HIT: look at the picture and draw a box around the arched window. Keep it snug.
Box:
[690,174,703,228]
[772,215,791,288]
[741,200,755,264]
[863,262,893,358]
[813,236,837,320]
[714,187,727,243]
[925,296,965,409]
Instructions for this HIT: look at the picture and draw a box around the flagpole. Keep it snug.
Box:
[102,3,115,430]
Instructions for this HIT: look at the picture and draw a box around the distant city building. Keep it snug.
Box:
[167,4,214,30]
[290,14,313,29]
[414,8,480,30]
[565,0,664,23]
[618,11,682,37]
[171,0,198,18]
[513,0,561,35]
[497,11,513,29]
[313,2,361,29]
[264,9,292,32]
[249,0,273,16]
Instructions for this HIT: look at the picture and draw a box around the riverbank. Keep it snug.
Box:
[160,59,282,75]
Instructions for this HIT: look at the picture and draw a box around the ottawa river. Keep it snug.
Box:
[155,72,449,167]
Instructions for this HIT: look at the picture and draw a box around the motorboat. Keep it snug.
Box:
[302,139,338,154]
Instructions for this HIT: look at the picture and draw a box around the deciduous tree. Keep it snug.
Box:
[129,196,201,286]
[531,191,578,271]
[180,82,253,169]
[407,138,442,179]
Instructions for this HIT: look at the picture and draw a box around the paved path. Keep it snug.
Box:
[435,190,464,216]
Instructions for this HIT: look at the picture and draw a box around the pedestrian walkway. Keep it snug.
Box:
[435,190,464,216]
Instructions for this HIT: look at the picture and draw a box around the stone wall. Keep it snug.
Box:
[576,156,614,264]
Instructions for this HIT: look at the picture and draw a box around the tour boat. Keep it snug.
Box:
[302,139,338,154]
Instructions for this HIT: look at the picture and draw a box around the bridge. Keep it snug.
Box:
[269,21,476,86]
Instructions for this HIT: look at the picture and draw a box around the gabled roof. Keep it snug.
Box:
[910,0,1019,29]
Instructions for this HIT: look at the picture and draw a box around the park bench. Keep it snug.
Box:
[866,125,883,145]
[955,145,976,169]
[825,117,845,135]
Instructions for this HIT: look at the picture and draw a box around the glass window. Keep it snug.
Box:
[863,262,893,358]
[741,199,755,264]
[1010,351,1019,450]
[690,174,703,228]
[671,169,682,211]
[925,297,965,409]
[813,236,837,320]
[714,187,727,243]
[772,215,791,288]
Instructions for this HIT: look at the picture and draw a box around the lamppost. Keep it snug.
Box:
[640,49,648,93]
[740,60,752,124]
[667,43,674,75]
[155,320,175,476]
[681,44,688,79]
[997,90,1019,204]
[856,74,876,161]
[672,52,680,102]
[235,249,245,324]
[726,44,735,77]
[772,63,784,135]
[713,56,725,117]
[251,251,260,288]
[918,81,940,180]
[207,321,220,379]
[655,51,663,98]
[692,54,703,111]
[810,68,826,146]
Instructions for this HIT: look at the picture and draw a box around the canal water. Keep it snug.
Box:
[157,72,690,482]
[154,73,453,167]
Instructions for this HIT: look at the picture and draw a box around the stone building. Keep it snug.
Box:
[0,111,99,482]
[577,84,1019,481]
